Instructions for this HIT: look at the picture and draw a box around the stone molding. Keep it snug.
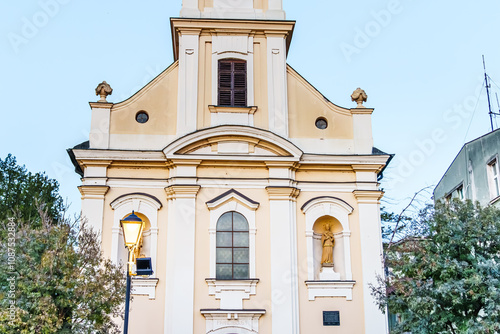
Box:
[350,107,374,115]
[206,279,259,309]
[78,185,109,199]
[208,105,258,115]
[165,185,201,199]
[305,280,356,301]
[201,309,265,334]
[353,190,384,203]
[266,186,300,200]
[131,278,159,300]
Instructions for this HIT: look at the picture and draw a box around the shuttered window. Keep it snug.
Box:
[218,59,247,107]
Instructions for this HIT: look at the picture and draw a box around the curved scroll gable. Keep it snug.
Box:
[163,125,303,158]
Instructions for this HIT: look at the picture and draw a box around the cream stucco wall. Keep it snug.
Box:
[73,3,389,332]
[108,62,179,150]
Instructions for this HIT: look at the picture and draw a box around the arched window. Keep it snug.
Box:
[216,211,249,279]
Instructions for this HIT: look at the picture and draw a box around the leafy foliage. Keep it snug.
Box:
[0,155,126,333]
[373,200,500,333]
[0,154,64,224]
[0,213,126,333]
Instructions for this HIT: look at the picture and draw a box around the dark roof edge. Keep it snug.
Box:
[206,189,259,206]
[66,141,89,177]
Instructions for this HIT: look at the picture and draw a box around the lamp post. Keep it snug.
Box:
[120,211,144,334]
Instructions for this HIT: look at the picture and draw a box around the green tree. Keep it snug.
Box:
[373,200,500,333]
[0,154,64,224]
[0,155,126,333]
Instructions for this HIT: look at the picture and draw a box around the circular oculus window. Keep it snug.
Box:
[315,117,328,129]
[136,111,149,124]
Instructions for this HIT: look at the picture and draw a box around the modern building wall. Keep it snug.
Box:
[434,128,500,207]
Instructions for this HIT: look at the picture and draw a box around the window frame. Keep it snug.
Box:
[216,211,250,280]
[488,157,500,199]
[218,58,247,107]
[207,190,258,280]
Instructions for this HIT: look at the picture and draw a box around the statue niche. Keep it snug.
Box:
[313,216,343,280]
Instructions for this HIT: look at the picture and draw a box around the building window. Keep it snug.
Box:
[216,211,249,280]
[218,59,247,107]
[489,159,500,198]
[315,117,328,129]
[456,185,464,200]
[445,194,452,204]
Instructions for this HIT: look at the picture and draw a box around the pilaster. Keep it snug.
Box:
[177,28,201,136]
[180,0,201,17]
[89,102,113,149]
[163,184,200,334]
[352,190,388,334]
[351,108,374,154]
[78,185,109,244]
[266,186,300,334]
[266,32,289,138]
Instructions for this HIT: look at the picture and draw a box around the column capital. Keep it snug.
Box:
[350,107,374,115]
[78,185,109,199]
[165,185,201,200]
[266,186,300,201]
[352,190,384,203]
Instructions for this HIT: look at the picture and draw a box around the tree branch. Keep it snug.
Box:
[384,186,433,263]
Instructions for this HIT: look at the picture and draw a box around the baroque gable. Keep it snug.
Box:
[163,125,303,159]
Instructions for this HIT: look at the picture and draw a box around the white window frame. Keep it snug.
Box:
[488,157,500,200]
[212,35,255,108]
[206,190,259,309]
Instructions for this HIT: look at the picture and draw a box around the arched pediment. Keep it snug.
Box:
[163,125,303,158]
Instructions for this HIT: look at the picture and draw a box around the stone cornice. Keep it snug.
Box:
[72,149,166,162]
[265,161,299,169]
[166,159,202,168]
[165,185,201,200]
[78,185,109,199]
[208,105,258,115]
[79,160,112,168]
[171,18,295,60]
[350,107,374,115]
[89,102,113,109]
[351,164,385,173]
[300,154,390,165]
[352,190,384,203]
[266,186,300,200]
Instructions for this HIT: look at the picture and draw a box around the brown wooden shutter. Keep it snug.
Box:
[218,59,247,106]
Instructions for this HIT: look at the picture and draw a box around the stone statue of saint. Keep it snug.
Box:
[321,223,335,265]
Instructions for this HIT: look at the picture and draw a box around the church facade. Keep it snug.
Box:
[69,1,391,333]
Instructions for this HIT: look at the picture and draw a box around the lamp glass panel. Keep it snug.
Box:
[121,221,143,246]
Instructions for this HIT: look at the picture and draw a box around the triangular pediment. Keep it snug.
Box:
[206,189,259,211]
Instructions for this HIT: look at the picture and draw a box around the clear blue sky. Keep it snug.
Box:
[1,0,500,215]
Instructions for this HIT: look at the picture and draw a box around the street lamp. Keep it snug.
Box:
[120,211,144,334]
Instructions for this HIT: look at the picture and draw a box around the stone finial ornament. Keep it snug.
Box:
[95,81,113,102]
[351,87,367,107]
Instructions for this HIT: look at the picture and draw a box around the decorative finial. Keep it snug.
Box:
[95,81,113,102]
[351,88,367,107]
